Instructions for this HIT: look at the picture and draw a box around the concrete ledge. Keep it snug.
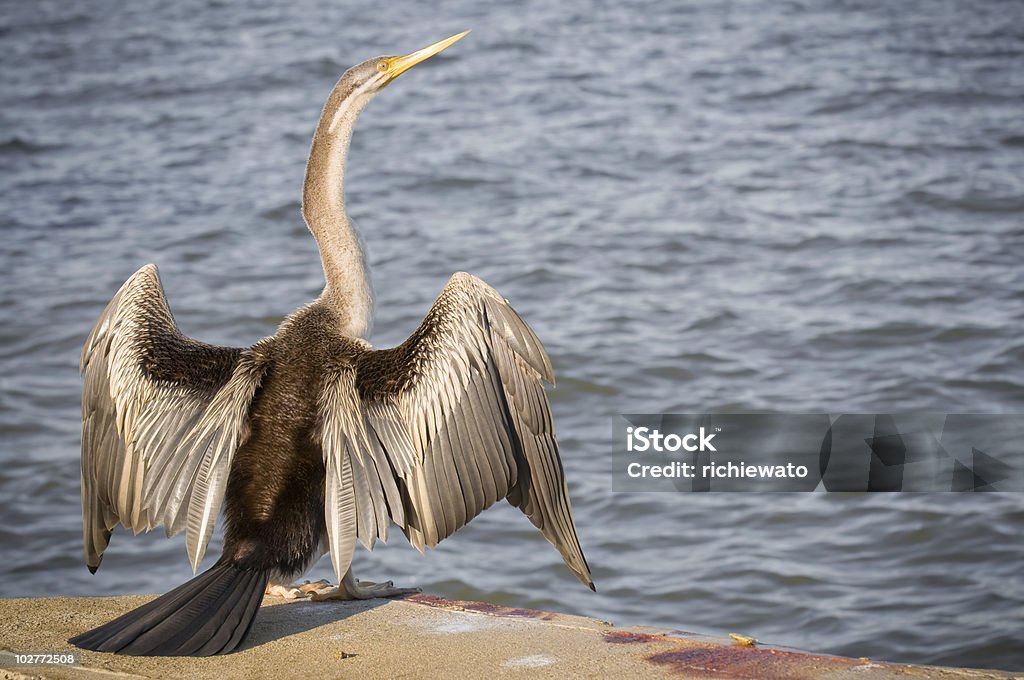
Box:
[0,594,1017,679]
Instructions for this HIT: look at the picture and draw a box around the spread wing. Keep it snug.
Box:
[319,272,592,588]
[80,264,269,573]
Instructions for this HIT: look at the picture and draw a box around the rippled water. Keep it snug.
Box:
[2,0,1023,671]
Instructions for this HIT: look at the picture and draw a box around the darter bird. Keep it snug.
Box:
[70,31,593,656]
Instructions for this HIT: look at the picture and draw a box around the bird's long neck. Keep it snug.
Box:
[302,81,378,339]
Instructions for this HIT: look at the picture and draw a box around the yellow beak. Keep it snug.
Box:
[384,31,469,82]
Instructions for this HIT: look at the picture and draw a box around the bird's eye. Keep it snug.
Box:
[377,60,389,73]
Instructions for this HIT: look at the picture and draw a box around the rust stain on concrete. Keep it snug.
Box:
[602,630,665,644]
[404,593,555,620]
[647,644,868,679]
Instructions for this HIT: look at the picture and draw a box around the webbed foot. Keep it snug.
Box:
[306,571,420,601]
[265,583,309,600]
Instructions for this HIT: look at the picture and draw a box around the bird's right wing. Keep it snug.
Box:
[81,264,269,573]
[318,272,592,589]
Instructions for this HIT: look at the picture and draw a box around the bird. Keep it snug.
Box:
[69,31,593,657]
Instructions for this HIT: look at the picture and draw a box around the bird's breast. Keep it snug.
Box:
[220,355,329,572]
[219,301,368,573]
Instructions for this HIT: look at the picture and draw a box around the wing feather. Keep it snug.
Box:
[318,272,592,588]
[80,264,268,572]
[319,369,369,577]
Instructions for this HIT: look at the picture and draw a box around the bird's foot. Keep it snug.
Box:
[306,571,420,601]
[265,580,338,601]
[265,583,309,600]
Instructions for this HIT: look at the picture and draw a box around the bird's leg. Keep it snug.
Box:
[306,570,420,601]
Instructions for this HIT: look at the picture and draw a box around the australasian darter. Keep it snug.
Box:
[70,32,592,656]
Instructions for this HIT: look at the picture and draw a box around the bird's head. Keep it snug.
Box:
[324,31,469,135]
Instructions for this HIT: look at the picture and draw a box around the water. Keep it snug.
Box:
[2,0,1022,671]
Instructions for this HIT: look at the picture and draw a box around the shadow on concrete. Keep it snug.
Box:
[243,598,390,651]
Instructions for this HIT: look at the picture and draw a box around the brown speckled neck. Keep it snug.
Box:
[301,71,379,339]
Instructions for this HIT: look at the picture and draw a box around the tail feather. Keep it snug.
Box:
[71,564,227,652]
[70,562,269,656]
[174,569,261,656]
[218,570,266,654]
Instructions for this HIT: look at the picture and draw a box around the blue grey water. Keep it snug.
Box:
[1,0,1022,671]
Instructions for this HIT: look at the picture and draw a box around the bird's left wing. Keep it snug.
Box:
[81,264,270,573]
[318,272,592,588]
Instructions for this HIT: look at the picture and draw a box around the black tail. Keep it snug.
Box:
[70,562,269,656]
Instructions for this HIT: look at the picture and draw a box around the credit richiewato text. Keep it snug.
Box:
[626,460,810,479]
